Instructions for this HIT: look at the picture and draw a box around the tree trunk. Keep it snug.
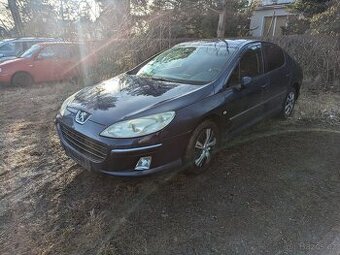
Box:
[217,0,227,38]
[7,0,23,36]
[123,0,131,36]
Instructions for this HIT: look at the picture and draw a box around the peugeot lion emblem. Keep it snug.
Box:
[75,110,90,124]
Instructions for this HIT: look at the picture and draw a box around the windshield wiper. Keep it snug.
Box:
[150,77,177,83]
[135,74,174,83]
[139,75,204,85]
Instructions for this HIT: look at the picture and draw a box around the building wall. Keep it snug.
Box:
[250,7,293,37]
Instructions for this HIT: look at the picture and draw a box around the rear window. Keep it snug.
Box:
[263,43,285,72]
[36,45,74,59]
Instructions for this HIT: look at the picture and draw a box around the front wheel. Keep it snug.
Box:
[184,120,220,174]
[12,72,33,87]
[280,88,297,119]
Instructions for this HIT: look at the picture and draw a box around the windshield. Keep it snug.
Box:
[20,44,41,58]
[137,44,236,85]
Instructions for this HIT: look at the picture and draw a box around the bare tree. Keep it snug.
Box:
[7,0,23,35]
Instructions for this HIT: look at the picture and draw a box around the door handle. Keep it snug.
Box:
[261,83,269,89]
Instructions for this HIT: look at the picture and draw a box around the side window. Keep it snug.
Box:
[45,45,74,59]
[240,46,263,77]
[38,45,74,60]
[14,42,25,55]
[61,46,74,59]
[69,46,81,60]
[38,46,57,59]
[24,42,35,51]
[263,43,285,72]
[228,45,263,86]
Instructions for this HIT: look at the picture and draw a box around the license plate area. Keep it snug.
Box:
[65,147,91,171]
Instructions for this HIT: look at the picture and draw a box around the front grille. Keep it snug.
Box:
[60,124,108,162]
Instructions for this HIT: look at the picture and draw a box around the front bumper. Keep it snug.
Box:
[56,120,189,176]
[0,73,11,84]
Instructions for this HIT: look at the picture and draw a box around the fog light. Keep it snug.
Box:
[135,156,152,171]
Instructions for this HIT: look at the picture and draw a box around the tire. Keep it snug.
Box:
[184,120,220,174]
[11,72,33,87]
[280,87,297,119]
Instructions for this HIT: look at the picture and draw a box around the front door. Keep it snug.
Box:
[223,43,269,131]
[32,45,60,82]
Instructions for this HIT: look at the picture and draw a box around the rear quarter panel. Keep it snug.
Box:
[285,52,303,87]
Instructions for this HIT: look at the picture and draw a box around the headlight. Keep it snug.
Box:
[100,111,176,138]
[59,94,76,116]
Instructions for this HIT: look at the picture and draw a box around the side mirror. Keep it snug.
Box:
[240,76,252,87]
[0,53,5,58]
[230,76,252,91]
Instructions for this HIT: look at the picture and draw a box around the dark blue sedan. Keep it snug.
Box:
[56,39,303,176]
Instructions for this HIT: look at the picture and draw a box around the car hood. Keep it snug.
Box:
[0,57,27,66]
[0,56,17,63]
[68,74,210,126]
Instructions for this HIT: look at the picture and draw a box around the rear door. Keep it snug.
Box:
[262,43,290,112]
[54,45,81,80]
[224,43,269,130]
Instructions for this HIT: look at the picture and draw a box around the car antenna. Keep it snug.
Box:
[221,39,230,54]
[217,39,229,54]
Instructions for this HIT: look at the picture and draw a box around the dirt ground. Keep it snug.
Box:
[0,82,340,255]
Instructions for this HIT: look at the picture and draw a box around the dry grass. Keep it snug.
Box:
[293,89,340,126]
[0,82,339,255]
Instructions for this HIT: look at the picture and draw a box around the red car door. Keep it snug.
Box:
[32,45,60,82]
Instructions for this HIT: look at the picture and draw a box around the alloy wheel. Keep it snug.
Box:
[193,128,217,167]
[284,91,295,116]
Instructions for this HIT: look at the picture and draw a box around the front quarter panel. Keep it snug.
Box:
[161,90,226,139]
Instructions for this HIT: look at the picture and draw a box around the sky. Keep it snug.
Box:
[0,0,12,29]
[0,0,101,29]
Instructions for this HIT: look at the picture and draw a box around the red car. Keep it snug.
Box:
[0,42,95,86]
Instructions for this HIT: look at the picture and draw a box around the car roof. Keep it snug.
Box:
[37,42,80,47]
[176,39,259,48]
[0,37,61,44]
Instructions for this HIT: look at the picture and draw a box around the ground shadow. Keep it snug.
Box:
[48,131,340,255]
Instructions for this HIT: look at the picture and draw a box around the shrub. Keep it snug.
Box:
[269,35,339,92]
[86,35,339,92]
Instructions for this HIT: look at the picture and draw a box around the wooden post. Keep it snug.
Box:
[217,0,227,38]
[7,0,23,36]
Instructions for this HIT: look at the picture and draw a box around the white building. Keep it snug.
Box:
[250,0,296,37]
